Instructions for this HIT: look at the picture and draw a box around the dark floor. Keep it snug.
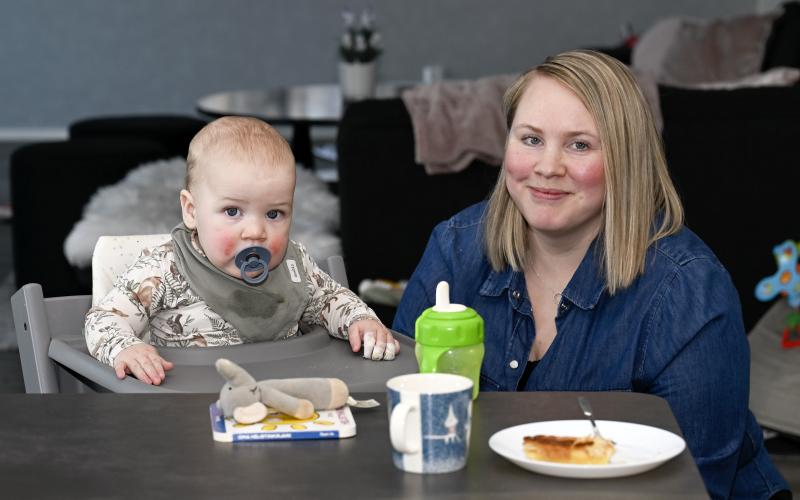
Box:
[0,140,798,494]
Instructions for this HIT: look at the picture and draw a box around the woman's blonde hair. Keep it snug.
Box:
[484,50,683,294]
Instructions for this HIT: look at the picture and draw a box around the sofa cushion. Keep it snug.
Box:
[633,12,778,85]
[69,115,207,159]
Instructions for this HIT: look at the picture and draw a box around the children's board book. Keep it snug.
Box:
[209,403,357,442]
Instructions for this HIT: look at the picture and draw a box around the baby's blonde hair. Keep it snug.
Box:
[185,116,295,189]
[484,50,683,294]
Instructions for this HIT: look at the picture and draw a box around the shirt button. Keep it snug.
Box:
[509,360,519,369]
[512,290,521,300]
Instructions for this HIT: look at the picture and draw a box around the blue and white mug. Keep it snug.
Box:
[386,373,473,474]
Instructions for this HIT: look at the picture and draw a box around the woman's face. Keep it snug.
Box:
[504,75,605,242]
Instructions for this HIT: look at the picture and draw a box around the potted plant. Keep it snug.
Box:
[339,8,382,101]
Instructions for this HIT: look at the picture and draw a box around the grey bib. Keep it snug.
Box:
[171,224,310,342]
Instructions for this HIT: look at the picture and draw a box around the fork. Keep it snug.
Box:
[577,396,607,441]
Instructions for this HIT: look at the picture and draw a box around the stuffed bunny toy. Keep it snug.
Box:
[215,358,350,423]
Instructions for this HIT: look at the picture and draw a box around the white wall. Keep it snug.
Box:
[0,0,758,130]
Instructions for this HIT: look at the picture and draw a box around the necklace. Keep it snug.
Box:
[531,265,564,304]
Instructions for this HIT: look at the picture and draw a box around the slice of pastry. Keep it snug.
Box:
[523,434,615,464]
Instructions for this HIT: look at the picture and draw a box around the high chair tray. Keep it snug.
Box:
[13,285,417,394]
[50,330,416,393]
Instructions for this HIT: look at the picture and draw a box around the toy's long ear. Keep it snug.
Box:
[215,358,256,387]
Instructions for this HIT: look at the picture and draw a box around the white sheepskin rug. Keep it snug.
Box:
[64,157,341,267]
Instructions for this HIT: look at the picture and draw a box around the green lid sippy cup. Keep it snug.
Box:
[415,281,485,399]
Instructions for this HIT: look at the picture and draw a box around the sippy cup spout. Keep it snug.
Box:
[432,281,466,313]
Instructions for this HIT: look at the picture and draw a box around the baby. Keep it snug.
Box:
[85,116,399,385]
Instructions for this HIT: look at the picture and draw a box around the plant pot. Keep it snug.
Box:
[339,61,376,101]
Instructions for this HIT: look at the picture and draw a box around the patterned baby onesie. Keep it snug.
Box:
[85,240,376,366]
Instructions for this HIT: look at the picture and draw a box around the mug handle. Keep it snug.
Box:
[390,402,420,454]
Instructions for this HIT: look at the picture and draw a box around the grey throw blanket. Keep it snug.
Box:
[171,224,310,342]
[401,74,516,175]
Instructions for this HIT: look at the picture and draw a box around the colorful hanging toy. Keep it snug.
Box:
[755,240,800,348]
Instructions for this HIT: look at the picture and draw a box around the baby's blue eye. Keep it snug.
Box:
[266,209,280,220]
[225,207,240,217]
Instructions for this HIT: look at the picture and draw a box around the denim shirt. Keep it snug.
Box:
[393,202,789,500]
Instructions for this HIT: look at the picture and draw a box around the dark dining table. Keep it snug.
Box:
[196,83,404,168]
[0,391,708,499]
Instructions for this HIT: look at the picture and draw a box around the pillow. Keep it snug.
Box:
[633,12,779,85]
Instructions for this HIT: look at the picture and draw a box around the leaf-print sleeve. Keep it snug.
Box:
[297,242,378,340]
[84,247,168,367]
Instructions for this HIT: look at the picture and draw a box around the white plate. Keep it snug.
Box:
[488,420,686,479]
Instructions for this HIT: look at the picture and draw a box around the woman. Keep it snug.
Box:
[393,50,789,499]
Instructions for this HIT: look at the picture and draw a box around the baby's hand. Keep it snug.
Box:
[348,319,400,361]
[114,343,174,385]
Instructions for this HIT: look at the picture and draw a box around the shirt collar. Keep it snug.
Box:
[479,237,606,310]
[562,237,606,310]
[479,264,516,297]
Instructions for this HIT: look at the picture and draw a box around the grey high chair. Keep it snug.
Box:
[12,235,417,394]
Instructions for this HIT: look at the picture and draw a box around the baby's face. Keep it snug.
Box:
[180,151,295,279]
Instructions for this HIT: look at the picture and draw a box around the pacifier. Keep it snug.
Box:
[234,246,271,285]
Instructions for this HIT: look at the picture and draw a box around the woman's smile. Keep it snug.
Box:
[529,186,569,200]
